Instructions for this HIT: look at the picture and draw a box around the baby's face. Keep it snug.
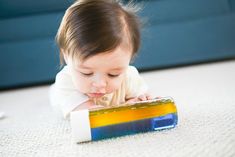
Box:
[69,46,132,98]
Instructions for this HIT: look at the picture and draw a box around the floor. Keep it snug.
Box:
[1,60,235,157]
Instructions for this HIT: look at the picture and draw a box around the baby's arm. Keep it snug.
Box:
[74,100,104,110]
[126,93,152,103]
[50,66,104,118]
[125,66,152,103]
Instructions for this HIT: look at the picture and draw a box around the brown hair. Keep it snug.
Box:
[56,0,141,65]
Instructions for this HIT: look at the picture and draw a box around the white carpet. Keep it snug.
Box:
[1,61,235,157]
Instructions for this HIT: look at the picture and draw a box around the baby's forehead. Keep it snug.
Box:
[74,59,129,73]
[80,63,126,71]
[75,62,128,74]
[81,39,133,59]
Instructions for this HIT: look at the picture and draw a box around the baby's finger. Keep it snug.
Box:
[126,98,138,103]
[146,94,152,100]
[138,95,147,101]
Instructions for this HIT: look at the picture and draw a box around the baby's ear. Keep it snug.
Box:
[59,49,67,66]
[63,52,68,64]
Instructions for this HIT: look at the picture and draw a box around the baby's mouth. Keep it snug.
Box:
[87,93,105,98]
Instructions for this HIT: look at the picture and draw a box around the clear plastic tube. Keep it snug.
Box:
[71,97,178,143]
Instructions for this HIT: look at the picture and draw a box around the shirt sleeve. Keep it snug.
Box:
[49,66,89,119]
[125,66,148,99]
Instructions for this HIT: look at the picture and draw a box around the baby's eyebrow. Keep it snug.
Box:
[110,67,125,71]
[79,64,92,69]
[78,64,126,71]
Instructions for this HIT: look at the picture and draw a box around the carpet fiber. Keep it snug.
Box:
[1,61,235,157]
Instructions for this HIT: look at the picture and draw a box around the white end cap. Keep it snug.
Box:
[70,110,91,143]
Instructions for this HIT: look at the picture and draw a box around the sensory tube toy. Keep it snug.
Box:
[70,97,178,143]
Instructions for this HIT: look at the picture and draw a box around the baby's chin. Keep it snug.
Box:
[87,93,105,98]
[86,90,114,98]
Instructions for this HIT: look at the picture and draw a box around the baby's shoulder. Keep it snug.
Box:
[126,65,140,78]
[124,65,141,86]
[55,66,73,86]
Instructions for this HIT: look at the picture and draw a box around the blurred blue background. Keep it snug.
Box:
[0,0,235,90]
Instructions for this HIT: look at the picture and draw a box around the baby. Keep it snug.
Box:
[50,0,152,119]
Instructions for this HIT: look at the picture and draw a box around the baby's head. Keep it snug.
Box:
[56,0,142,98]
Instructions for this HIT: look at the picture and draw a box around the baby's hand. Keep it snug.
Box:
[75,100,104,110]
[126,93,152,104]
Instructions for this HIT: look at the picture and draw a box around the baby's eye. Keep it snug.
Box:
[80,72,93,76]
[108,74,120,78]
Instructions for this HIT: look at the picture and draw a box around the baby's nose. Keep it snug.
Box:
[92,80,107,88]
[92,74,107,88]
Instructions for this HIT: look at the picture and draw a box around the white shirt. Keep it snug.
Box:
[49,65,147,119]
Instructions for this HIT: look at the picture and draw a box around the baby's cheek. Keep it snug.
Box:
[69,68,91,93]
[74,76,90,93]
[107,78,123,93]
